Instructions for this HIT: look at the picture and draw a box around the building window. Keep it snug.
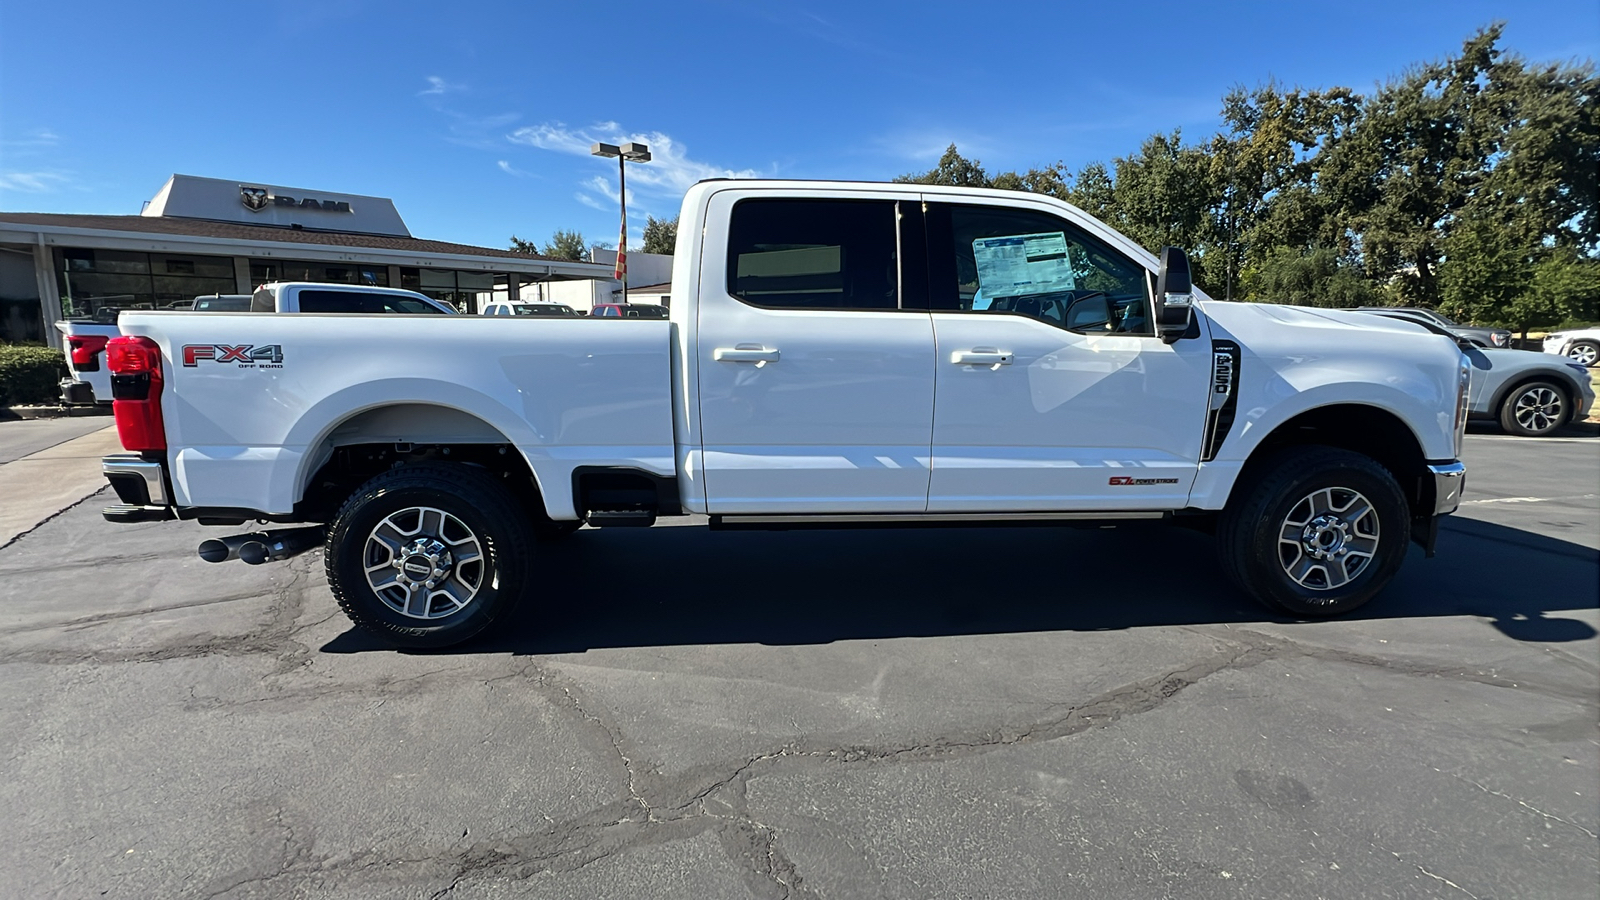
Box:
[250,259,388,288]
[400,267,506,313]
[54,248,234,317]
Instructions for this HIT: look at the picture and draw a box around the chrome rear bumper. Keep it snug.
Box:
[102,453,174,522]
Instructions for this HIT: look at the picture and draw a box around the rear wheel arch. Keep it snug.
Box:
[293,403,551,525]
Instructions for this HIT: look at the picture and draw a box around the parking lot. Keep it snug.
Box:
[1,418,1595,899]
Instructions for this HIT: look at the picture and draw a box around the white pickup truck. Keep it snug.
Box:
[57,283,452,404]
[98,180,1470,648]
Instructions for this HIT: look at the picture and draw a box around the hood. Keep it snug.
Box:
[1198,300,1441,342]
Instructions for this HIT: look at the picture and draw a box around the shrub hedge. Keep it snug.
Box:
[0,344,66,407]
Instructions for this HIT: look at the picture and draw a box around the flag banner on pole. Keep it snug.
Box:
[615,207,627,284]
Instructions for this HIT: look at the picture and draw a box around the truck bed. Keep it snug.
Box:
[117,312,675,519]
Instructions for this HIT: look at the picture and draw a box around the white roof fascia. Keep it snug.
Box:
[0,221,611,279]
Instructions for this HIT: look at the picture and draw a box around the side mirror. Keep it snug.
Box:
[1154,246,1194,344]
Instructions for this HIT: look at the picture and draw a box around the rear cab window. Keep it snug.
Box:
[726,198,902,311]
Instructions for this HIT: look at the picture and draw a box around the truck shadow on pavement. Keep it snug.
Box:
[322,514,1598,655]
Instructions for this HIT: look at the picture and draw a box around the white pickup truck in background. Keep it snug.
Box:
[97,180,1469,648]
[55,283,452,404]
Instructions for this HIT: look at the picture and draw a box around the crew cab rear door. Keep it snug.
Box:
[921,199,1212,511]
[696,190,936,513]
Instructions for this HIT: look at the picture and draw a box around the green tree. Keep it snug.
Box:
[896,144,992,186]
[641,215,678,255]
[1247,246,1381,308]
[542,229,590,261]
[509,235,541,255]
[1101,130,1219,289]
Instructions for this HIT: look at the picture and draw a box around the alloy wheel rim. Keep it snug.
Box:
[1513,387,1563,433]
[1278,487,1380,593]
[363,506,484,620]
[1569,345,1597,366]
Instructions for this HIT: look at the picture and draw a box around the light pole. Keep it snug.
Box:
[590,141,651,306]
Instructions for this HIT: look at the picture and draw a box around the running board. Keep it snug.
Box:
[710,511,1165,531]
[582,509,657,527]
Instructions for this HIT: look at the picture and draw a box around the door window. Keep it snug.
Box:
[925,203,1153,335]
[297,290,446,314]
[726,198,900,310]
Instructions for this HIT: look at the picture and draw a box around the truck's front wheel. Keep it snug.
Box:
[1218,447,1410,617]
[326,463,531,649]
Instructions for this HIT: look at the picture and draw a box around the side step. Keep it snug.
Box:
[582,509,657,528]
[104,504,176,523]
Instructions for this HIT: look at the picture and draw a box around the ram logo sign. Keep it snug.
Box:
[182,344,284,368]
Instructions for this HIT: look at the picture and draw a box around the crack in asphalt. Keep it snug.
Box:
[4,552,1593,894]
[0,485,108,552]
[1448,771,1599,840]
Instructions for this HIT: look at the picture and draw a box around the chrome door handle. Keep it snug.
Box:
[951,349,1013,366]
[714,345,781,363]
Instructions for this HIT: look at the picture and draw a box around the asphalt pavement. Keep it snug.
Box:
[0,419,1594,899]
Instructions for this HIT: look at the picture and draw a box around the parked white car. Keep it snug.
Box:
[1542,328,1600,367]
[481,301,579,317]
[97,179,1472,647]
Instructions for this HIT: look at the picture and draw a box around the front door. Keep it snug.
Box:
[922,200,1212,511]
[696,193,936,514]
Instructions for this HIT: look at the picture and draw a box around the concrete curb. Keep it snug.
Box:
[0,405,113,421]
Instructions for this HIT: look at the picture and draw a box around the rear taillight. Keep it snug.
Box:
[66,334,109,371]
[1454,357,1471,457]
[106,335,166,452]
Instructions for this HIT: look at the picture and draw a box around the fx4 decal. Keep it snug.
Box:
[182,344,284,368]
[1109,476,1179,486]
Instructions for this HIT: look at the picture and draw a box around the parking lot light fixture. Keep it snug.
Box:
[590,141,650,304]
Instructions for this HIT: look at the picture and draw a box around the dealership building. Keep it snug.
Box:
[0,174,614,347]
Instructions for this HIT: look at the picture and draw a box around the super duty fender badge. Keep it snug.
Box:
[182,343,284,368]
[1109,476,1180,485]
[1202,340,1242,462]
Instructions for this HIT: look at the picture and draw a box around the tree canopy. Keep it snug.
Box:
[896,25,1599,330]
[642,215,678,255]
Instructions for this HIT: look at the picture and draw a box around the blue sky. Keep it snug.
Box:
[1,0,1595,252]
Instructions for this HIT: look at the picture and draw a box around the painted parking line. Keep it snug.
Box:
[1460,493,1599,506]
[1464,435,1597,443]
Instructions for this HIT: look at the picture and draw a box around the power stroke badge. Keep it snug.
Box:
[182,344,284,368]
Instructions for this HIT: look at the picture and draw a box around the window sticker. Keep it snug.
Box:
[971,232,1075,298]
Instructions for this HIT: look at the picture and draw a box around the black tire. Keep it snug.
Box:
[325,463,532,649]
[1565,340,1599,368]
[1218,446,1410,617]
[1497,380,1569,437]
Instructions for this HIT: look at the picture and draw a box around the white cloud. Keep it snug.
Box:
[497,160,530,177]
[419,76,464,96]
[0,171,71,193]
[506,122,762,198]
[575,192,607,211]
[2,128,60,148]
[582,175,633,207]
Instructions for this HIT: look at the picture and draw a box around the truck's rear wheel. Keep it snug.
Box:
[1218,447,1409,617]
[326,463,531,649]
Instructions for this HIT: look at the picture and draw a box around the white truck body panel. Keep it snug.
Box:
[106,181,1465,524]
[115,313,674,517]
